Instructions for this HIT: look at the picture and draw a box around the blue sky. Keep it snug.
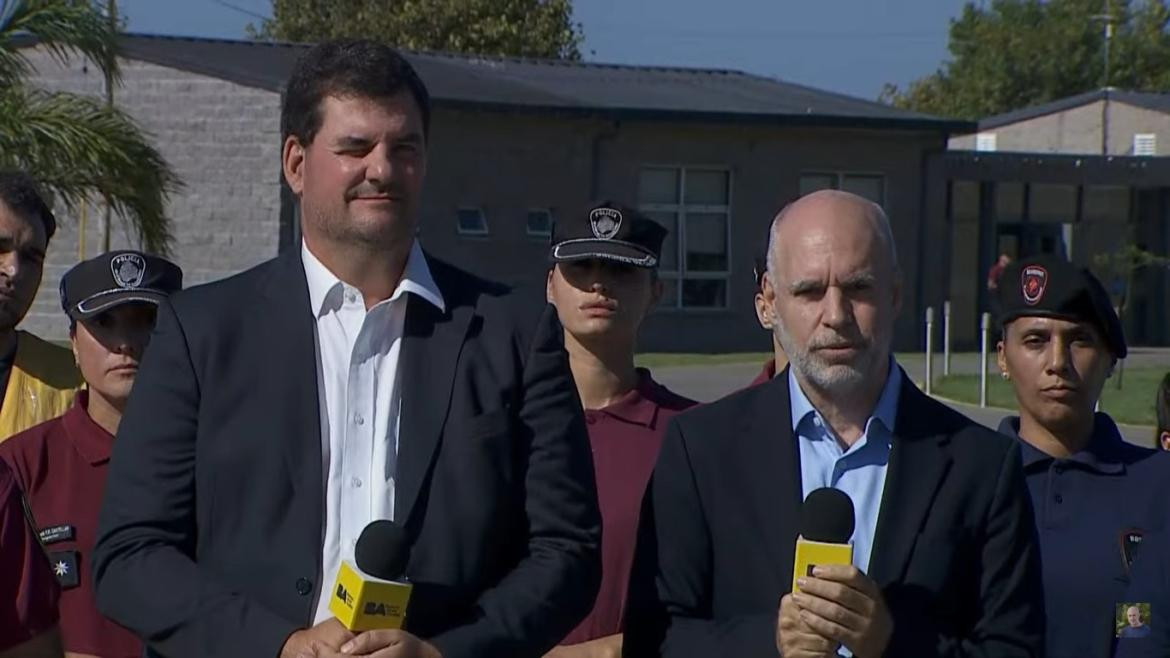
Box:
[119,0,969,100]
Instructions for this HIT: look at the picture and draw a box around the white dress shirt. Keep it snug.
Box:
[303,239,445,624]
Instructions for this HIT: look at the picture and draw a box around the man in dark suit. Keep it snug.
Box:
[91,40,601,658]
[625,190,1044,657]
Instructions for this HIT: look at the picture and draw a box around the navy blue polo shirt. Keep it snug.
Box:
[999,414,1170,658]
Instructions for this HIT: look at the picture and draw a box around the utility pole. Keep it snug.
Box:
[102,0,117,252]
[1092,0,1115,155]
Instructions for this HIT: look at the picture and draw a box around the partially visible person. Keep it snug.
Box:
[748,253,788,387]
[988,252,1011,293]
[0,251,181,658]
[544,203,696,658]
[1156,372,1169,451]
[995,254,1170,658]
[0,458,63,658]
[1118,607,1151,639]
[0,172,81,441]
[987,252,1012,338]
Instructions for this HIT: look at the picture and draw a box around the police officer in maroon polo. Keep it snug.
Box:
[0,458,63,657]
[0,250,181,658]
[544,202,697,657]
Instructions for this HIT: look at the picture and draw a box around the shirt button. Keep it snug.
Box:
[354,413,365,426]
[345,291,357,304]
[295,577,313,596]
[1054,494,1063,504]
[352,477,363,488]
[1054,463,1065,474]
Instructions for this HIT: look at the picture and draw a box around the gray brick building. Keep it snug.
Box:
[18,34,968,352]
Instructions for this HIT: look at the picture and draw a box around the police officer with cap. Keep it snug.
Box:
[0,250,181,658]
[546,201,697,657]
[994,253,1170,658]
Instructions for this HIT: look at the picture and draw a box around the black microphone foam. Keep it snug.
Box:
[355,520,410,581]
[799,488,855,543]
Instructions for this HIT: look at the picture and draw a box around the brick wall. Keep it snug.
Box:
[19,48,282,340]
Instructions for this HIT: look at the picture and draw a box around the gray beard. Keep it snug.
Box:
[772,310,886,396]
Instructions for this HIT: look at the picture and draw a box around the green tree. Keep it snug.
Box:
[0,0,180,254]
[1092,242,1170,388]
[250,0,583,60]
[882,0,1170,119]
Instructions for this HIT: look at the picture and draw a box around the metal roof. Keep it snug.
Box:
[88,33,969,132]
[979,88,1170,131]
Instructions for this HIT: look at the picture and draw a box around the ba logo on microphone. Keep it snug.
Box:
[335,583,354,608]
[364,601,400,616]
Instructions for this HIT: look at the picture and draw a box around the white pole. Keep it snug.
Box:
[980,312,990,408]
[925,307,934,395]
[943,300,952,377]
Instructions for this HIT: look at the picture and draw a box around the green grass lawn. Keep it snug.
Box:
[931,367,1165,426]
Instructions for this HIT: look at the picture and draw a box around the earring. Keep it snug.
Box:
[1001,371,1010,380]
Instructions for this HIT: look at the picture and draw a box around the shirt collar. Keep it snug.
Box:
[62,390,114,465]
[999,414,1127,474]
[596,369,663,427]
[788,356,902,437]
[301,239,445,317]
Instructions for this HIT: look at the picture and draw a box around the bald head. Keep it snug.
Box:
[761,190,903,398]
[766,190,898,287]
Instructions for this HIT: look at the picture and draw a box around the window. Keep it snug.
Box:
[799,173,836,197]
[1029,184,1077,223]
[639,166,731,310]
[842,175,885,205]
[1134,133,1157,156]
[798,172,886,205]
[994,182,1025,224]
[975,132,998,152]
[526,208,552,238]
[456,208,488,236]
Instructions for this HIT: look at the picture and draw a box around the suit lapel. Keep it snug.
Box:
[394,265,474,525]
[741,371,804,586]
[260,252,323,500]
[868,375,953,587]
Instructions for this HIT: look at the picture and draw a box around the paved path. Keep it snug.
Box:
[652,357,1161,449]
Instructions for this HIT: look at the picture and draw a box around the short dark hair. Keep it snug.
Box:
[0,171,56,242]
[281,40,431,147]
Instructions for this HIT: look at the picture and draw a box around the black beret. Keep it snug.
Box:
[997,254,1126,358]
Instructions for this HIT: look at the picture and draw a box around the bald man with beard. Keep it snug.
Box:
[625,191,1044,658]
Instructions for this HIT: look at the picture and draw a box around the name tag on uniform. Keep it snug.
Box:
[47,550,80,589]
[38,524,75,545]
[1120,528,1144,574]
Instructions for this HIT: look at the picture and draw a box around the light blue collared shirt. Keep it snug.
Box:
[790,360,900,658]
[789,358,901,576]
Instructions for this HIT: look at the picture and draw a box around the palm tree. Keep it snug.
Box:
[0,0,179,254]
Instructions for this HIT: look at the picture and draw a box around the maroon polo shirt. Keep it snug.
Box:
[0,458,59,651]
[749,358,777,387]
[560,369,697,645]
[0,391,141,658]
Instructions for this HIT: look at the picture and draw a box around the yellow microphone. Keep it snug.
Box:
[329,520,414,631]
[792,487,855,593]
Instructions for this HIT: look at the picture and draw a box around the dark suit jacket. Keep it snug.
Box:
[91,250,602,658]
[624,368,1045,657]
